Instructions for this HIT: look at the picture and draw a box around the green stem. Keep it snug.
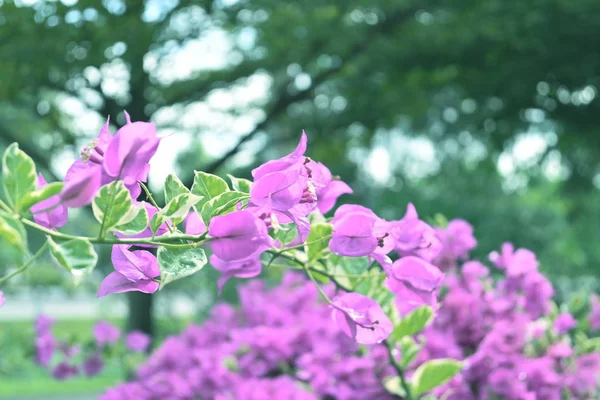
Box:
[21,218,208,247]
[0,199,12,212]
[0,241,49,285]
[139,182,175,234]
[277,234,332,253]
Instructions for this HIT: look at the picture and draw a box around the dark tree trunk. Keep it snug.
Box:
[126,291,153,336]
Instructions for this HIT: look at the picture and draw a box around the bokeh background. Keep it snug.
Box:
[1,0,600,398]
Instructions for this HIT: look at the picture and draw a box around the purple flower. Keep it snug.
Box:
[589,294,600,332]
[208,210,274,261]
[126,330,151,352]
[30,173,67,229]
[390,203,441,262]
[435,219,477,265]
[35,332,55,367]
[0,291,4,307]
[329,205,391,258]
[489,242,539,277]
[251,131,307,180]
[548,342,573,359]
[307,161,353,214]
[97,245,160,297]
[52,362,79,380]
[35,314,55,335]
[93,320,121,347]
[184,211,206,235]
[60,114,161,207]
[386,256,444,315]
[210,254,262,294]
[331,292,393,344]
[83,352,104,377]
[554,312,576,334]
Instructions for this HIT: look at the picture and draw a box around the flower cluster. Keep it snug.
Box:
[414,222,600,400]
[33,316,150,380]
[102,273,396,400]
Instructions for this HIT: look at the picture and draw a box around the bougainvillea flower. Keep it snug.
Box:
[435,219,477,262]
[60,113,161,207]
[331,292,393,344]
[184,211,206,235]
[35,332,56,367]
[329,205,392,257]
[554,312,577,334]
[52,363,79,380]
[0,291,4,307]
[589,294,600,332]
[329,212,378,257]
[35,314,55,334]
[250,169,307,211]
[208,210,274,261]
[251,131,307,180]
[97,245,160,297]
[31,173,68,229]
[83,353,104,377]
[93,320,121,347]
[390,203,441,262]
[210,254,262,294]
[386,256,444,314]
[489,243,539,278]
[126,331,152,352]
[115,202,169,246]
[307,161,352,214]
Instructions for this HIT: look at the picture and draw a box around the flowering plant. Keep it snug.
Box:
[1,113,598,399]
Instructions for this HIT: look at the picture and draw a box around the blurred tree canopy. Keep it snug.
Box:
[1,0,599,300]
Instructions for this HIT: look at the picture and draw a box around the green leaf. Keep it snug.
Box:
[191,171,229,209]
[200,191,249,225]
[410,359,464,397]
[305,223,333,260]
[19,182,64,212]
[2,143,37,211]
[383,377,406,398]
[157,246,207,288]
[227,174,252,193]
[329,255,371,289]
[92,181,137,235]
[272,223,299,246]
[150,213,164,235]
[389,306,435,342]
[114,205,149,236]
[48,237,97,276]
[0,213,27,253]
[161,193,203,225]
[164,174,190,203]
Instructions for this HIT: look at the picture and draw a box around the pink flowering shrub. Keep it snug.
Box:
[1,111,599,399]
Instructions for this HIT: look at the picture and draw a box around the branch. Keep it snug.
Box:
[196,7,416,177]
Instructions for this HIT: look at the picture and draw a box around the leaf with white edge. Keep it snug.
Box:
[150,213,164,236]
[306,223,333,260]
[19,182,64,213]
[383,377,406,398]
[157,246,207,288]
[227,174,252,193]
[114,205,149,235]
[389,306,435,342]
[0,213,27,253]
[92,181,137,235]
[191,171,229,209]
[164,174,190,203]
[200,191,249,225]
[272,223,299,246]
[48,237,97,276]
[2,143,37,211]
[410,359,464,397]
[161,193,203,225]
